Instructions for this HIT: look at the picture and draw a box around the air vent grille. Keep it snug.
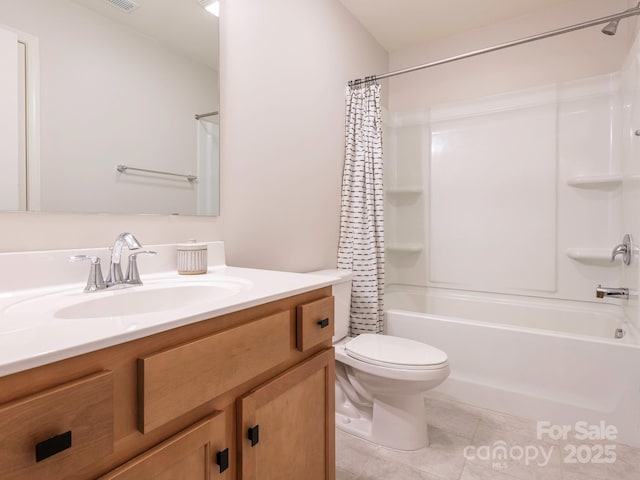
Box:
[103,0,140,13]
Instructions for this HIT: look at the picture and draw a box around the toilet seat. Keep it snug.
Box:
[345,334,448,370]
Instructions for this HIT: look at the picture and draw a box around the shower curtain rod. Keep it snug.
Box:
[195,111,219,120]
[348,5,640,86]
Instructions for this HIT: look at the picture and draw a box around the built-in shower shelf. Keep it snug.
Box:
[566,248,613,263]
[385,187,423,195]
[386,243,424,253]
[567,175,622,188]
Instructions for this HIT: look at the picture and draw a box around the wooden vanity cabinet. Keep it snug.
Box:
[0,287,335,480]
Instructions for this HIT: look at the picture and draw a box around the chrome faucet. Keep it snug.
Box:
[105,232,142,287]
[69,233,156,292]
[596,285,629,299]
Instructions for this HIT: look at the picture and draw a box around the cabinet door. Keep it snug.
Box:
[99,411,228,480]
[238,348,335,480]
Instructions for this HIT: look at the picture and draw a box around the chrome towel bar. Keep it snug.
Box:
[116,164,197,182]
[195,111,219,120]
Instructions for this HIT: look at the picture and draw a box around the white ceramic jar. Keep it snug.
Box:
[176,240,208,275]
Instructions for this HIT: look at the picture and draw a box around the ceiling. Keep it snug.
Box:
[337,0,573,52]
[70,0,218,69]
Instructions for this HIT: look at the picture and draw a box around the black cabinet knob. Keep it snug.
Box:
[317,318,330,328]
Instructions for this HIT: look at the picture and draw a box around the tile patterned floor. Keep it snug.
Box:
[336,392,640,480]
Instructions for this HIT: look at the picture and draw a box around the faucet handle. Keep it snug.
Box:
[69,255,106,292]
[611,244,627,262]
[125,250,157,285]
[611,234,633,265]
[69,254,100,264]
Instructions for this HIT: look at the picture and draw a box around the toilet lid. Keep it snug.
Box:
[345,334,448,369]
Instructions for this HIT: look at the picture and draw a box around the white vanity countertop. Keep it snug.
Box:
[0,242,340,376]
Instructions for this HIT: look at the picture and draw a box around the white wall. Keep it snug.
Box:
[0,211,223,253]
[388,0,635,112]
[220,0,387,271]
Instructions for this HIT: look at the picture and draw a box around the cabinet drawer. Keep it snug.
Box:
[98,412,226,480]
[296,296,334,352]
[139,311,291,433]
[0,371,114,480]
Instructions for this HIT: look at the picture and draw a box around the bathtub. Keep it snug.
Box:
[385,285,640,447]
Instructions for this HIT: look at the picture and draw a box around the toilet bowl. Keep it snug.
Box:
[310,269,450,451]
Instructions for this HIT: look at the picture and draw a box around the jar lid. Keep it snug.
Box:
[177,239,207,251]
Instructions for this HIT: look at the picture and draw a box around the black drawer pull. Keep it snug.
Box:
[317,318,330,328]
[35,431,72,462]
[248,425,259,447]
[216,448,229,473]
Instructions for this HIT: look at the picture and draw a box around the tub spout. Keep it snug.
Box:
[595,285,629,299]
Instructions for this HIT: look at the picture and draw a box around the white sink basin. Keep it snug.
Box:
[1,277,250,332]
[54,283,240,320]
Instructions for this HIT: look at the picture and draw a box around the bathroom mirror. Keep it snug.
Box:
[0,0,220,216]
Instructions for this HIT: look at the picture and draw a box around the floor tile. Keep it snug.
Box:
[357,455,448,480]
[334,395,640,480]
[336,467,359,480]
[460,460,523,480]
[376,425,468,480]
[336,429,380,478]
[424,395,482,441]
[474,409,550,445]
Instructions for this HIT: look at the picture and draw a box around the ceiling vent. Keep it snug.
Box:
[102,0,140,13]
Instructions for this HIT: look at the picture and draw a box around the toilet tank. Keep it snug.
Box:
[308,269,352,342]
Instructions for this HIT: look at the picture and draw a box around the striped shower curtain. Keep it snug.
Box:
[338,79,384,336]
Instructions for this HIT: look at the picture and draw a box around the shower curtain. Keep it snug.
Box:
[338,79,384,336]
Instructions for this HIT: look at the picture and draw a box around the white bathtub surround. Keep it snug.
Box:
[338,80,385,335]
[385,286,640,448]
[384,72,624,302]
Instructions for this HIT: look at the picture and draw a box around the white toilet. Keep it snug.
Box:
[312,269,450,451]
